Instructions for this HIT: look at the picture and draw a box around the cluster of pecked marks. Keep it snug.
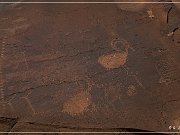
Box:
[127,85,136,96]
[62,91,92,116]
[98,51,128,70]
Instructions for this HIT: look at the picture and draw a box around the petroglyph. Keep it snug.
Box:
[98,38,131,70]
[21,92,36,115]
[12,18,27,24]
[21,97,36,115]
[123,66,146,92]
[147,9,155,20]
[155,57,179,85]
[110,38,130,52]
[111,38,135,52]
[22,52,29,70]
[6,95,16,113]
[62,77,94,116]
[127,85,136,96]
[133,75,145,90]
[62,91,92,116]
[98,52,128,70]
[2,94,17,114]
[0,24,30,36]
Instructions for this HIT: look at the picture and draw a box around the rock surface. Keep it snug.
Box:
[0,0,180,133]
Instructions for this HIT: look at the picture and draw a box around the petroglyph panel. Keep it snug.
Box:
[0,1,180,132]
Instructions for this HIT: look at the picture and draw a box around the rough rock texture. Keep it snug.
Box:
[172,0,180,10]
[115,0,148,12]
[0,0,179,133]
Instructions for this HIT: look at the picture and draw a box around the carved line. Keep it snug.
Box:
[21,91,36,115]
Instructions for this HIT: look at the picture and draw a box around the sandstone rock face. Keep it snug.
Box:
[172,0,180,10]
[0,0,180,133]
[115,0,147,12]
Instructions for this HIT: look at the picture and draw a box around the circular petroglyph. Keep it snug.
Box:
[115,0,147,12]
[62,91,92,116]
[127,85,136,96]
[110,38,130,52]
